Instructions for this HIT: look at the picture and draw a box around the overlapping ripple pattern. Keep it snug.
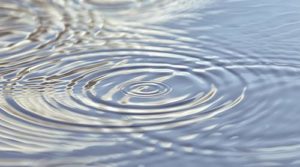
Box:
[1,0,300,166]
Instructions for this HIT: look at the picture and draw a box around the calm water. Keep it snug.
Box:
[1,0,300,166]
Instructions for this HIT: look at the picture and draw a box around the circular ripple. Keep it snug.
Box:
[121,81,171,97]
[0,49,245,136]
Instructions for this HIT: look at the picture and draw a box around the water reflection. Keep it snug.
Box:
[82,0,214,23]
[1,0,300,166]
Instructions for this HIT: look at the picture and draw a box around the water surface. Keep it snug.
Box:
[1,0,300,166]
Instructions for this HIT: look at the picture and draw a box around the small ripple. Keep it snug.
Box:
[121,81,171,97]
[0,1,66,53]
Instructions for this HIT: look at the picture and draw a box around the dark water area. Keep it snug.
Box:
[1,0,300,166]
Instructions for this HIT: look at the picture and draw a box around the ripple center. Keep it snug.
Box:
[121,82,171,97]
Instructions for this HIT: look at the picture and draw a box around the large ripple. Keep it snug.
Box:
[0,49,245,135]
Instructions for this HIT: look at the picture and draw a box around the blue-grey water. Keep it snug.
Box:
[1,0,300,166]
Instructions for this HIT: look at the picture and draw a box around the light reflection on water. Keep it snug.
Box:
[1,0,300,166]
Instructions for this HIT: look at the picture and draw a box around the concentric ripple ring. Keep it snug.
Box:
[0,49,246,135]
[121,81,171,97]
